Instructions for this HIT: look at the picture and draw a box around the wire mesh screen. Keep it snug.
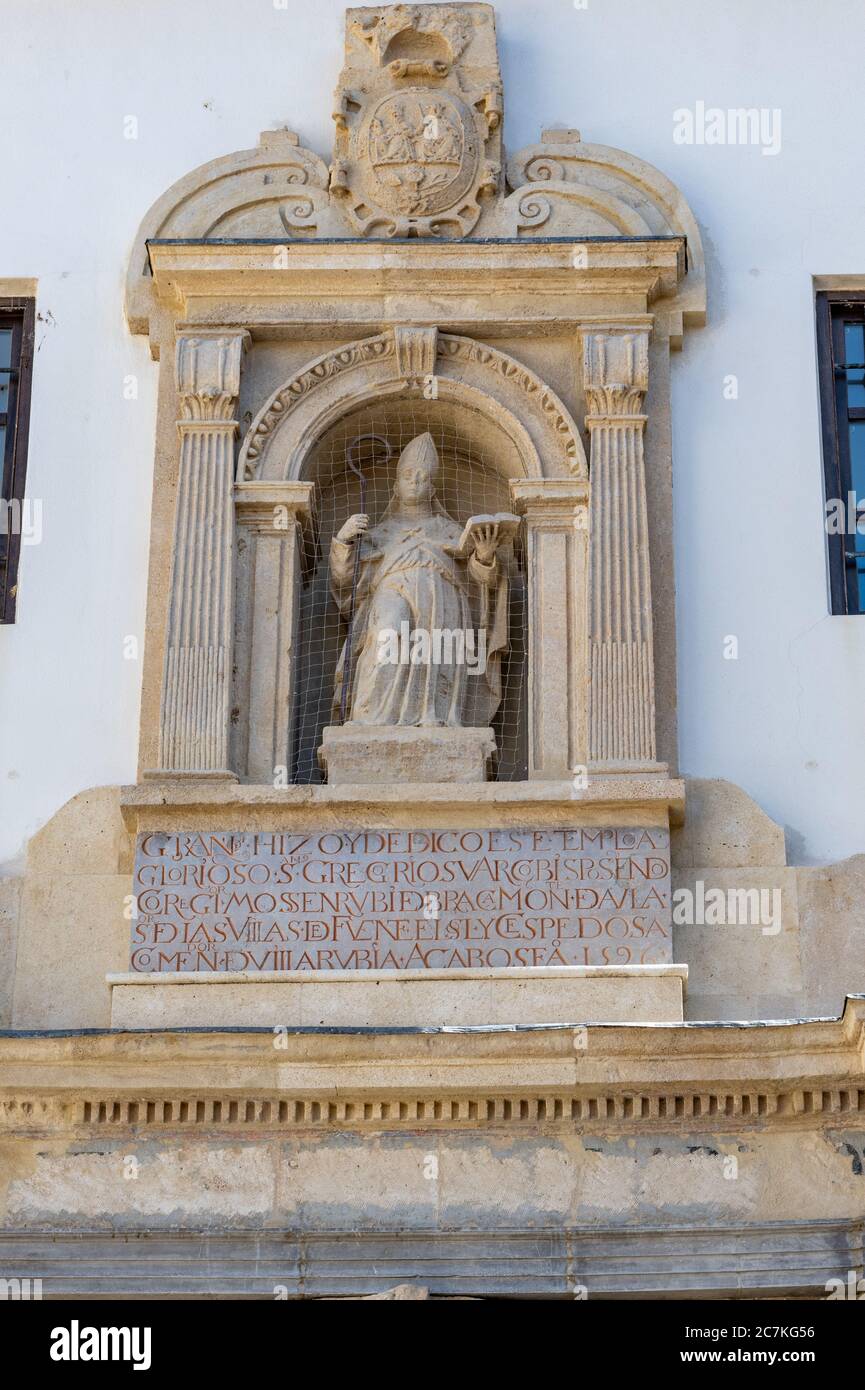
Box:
[292,398,528,782]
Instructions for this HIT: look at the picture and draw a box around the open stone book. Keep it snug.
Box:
[447,512,522,558]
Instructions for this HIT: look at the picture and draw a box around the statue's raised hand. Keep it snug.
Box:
[471,522,500,565]
[337,514,369,544]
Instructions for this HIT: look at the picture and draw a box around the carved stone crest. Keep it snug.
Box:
[361,89,477,217]
[332,4,501,237]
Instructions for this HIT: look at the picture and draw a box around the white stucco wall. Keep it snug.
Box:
[1,0,863,868]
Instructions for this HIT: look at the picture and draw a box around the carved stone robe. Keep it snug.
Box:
[329,504,508,728]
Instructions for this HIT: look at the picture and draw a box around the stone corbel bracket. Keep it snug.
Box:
[393,325,438,386]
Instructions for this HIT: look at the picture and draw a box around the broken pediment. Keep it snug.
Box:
[125,3,705,338]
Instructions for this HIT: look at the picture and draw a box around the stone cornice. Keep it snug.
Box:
[145,238,684,330]
[1,999,862,1137]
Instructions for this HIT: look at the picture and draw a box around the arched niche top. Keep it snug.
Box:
[237,330,588,484]
[500,134,707,330]
[298,395,528,501]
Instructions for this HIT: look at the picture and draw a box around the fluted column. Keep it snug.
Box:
[510,478,589,780]
[583,327,658,767]
[156,330,248,777]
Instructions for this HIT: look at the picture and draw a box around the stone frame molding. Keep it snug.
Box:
[237,328,587,484]
[228,328,589,784]
[119,3,704,874]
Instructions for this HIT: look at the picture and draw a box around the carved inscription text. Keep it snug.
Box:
[131,827,672,972]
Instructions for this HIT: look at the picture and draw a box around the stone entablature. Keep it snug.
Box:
[2,998,864,1134]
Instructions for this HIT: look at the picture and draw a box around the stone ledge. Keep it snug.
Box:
[0,1221,859,1299]
[119,775,686,828]
[106,965,689,1029]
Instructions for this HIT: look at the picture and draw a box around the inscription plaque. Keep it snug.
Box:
[130,828,672,972]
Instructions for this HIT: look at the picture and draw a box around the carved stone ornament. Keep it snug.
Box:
[125,4,706,338]
[331,3,503,236]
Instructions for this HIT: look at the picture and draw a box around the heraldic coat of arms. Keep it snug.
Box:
[330,5,503,237]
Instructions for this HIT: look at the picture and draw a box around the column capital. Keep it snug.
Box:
[510,477,588,526]
[175,330,250,423]
[234,480,316,532]
[582,327,650,426]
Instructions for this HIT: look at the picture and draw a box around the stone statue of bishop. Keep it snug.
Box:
[329,432,511,729]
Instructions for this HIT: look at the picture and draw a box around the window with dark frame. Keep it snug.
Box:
[0,299,36,623]
[816,291,865,615]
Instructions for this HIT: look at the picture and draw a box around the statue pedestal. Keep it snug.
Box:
[318,724,496,785]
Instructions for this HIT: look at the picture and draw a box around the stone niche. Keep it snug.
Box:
[7,5,865,1308]
[110,0,709,1029]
